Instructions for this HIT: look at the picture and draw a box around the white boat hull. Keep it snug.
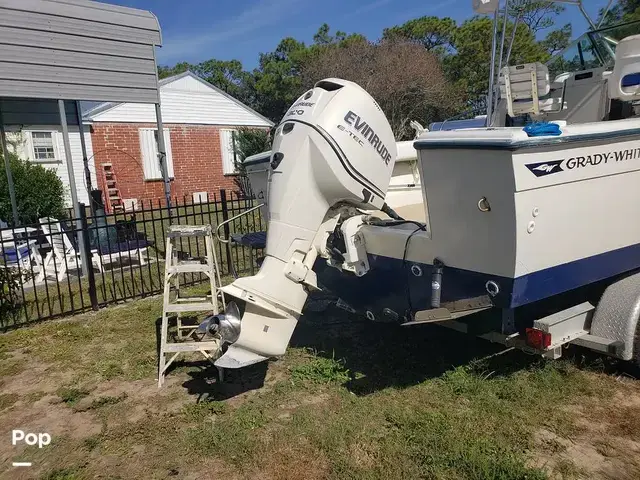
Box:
[318,119,640,313]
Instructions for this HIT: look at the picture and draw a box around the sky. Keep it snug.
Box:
[106,0,613,69]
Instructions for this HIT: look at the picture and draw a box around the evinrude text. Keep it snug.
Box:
[341,110,392,165]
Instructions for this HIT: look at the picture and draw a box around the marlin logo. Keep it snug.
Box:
[525,159,564,177]
[534,164,557,173]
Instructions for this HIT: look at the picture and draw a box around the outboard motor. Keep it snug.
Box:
[215,78,396,368]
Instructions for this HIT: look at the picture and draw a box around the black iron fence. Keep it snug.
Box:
[0,189,265,329]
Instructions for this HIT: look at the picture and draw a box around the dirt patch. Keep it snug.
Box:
[532,387,640,479]
[0,357,75,397]
[349,441,378,470]
[252,439,330,480]
[280,392,331,411]
[179,458,244,480]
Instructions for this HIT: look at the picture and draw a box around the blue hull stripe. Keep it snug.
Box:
[511,241,640,307]
[315,243,640,313]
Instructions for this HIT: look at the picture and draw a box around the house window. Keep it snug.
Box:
[139,128,174,180]
[30,131,58,162]
[220,129,239,175]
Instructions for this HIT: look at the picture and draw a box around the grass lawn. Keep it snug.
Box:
[0,294,639,480]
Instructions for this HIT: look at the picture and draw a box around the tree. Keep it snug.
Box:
[252,25,367,123]
[444,16,549,111]
[301,39,460,139]
[231,127,271,197]
[622,0,640,20]
[158,62,191,79]
[382,16,456,54]
[193,59,254,105]
[0,267,25,328]
[0,152,65,225]
[314,23,351,45]
[509,0,564,34]
[234,127,271,164]
[252,37,308,123]
[600,0,640,24]
[541,23,572,55]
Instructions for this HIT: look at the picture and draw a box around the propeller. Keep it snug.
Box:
[197,301,241,344]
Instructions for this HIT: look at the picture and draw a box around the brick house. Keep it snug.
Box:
[83,71,273,210]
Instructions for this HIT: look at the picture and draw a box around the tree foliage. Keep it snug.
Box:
[0,266,24,328]
[234,127,271,164]
[442,16,548,110]
[251,37,308,123]
[600,0,640,25]
[0,152,65,225]
[157,62,190,79]
[251,25,367,122]
[509,0,564,34]
[382,16,456,53]
[541,23,572,55]
[301,39,460,139]
[231,127,271,195]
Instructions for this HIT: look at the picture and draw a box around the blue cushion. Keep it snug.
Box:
[3,244,30,263]
[622,73,640,88]
[230,231,267,249]
[523,122,562,137]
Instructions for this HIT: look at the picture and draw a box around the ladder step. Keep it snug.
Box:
[167,224,212,237]
[167,264,212,274]
[175,296,210,302]
[162,341,220,353]
[164,302,216,312]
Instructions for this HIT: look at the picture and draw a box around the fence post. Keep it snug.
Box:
[79,203,99,311]
[219,189,235,276]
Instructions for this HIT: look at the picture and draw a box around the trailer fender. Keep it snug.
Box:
[590,271,640,361]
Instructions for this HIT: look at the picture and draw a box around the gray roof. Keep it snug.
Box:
[0,0,162,103]
[83,71,274,126]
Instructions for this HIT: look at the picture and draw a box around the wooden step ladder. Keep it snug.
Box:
[101,163,124,214]
[158,224,226,387]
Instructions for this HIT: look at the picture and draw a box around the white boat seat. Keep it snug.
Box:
[609,34,640,101]
[499,62,552,117]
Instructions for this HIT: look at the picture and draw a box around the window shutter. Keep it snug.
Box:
[140,129,160,180]
[52,130,63,161]
[163,129,174,178]
[23,130,35,161]
[139,128,173,180]
[220,129,238,175]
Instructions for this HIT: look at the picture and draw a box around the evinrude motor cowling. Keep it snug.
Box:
[215,78,397,368]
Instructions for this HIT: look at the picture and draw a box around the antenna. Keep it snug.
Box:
[474,0,502,124]
[473,0,499,14]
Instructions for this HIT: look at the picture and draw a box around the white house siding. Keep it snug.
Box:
[88,75,272,127]
[7,126,96,207]
[162,75,212,93]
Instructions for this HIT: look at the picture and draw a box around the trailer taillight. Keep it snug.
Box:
[525,328,551,350]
